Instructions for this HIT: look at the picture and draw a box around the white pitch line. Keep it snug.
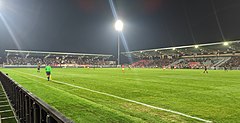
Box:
[13,70,212,123]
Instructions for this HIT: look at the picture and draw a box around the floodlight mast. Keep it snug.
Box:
[115,20,123,66]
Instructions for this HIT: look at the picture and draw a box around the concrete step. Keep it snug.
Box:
[0,110,11,113]
[1,116,15,120]
[0,83,17,123]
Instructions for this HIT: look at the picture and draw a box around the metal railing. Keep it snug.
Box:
[0,71,73,123]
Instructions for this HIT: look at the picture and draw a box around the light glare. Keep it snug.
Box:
[223,42,229,46]
[115,20,123,32]
[195,45,199,48]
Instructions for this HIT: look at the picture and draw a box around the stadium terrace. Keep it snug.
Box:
[4,50,115,68]
[122,40,240,69]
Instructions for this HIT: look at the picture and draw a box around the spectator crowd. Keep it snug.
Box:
[5,56,115,66]
[131,57,240,69]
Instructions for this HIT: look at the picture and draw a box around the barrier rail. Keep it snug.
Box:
[0,71,73,123]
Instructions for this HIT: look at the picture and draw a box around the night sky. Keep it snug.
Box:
[1,0,240,57]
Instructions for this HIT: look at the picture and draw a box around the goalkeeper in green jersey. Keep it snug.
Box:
[45,65,52,81]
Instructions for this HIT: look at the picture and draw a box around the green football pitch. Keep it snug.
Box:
[0,68,240,123]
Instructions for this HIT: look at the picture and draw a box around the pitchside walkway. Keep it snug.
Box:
[0,83,16,123]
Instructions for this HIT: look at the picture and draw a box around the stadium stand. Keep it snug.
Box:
[131,58,176,68]
[3,41,240,70]
[172,57,229,69]
[4,50,116,68]
[123,41,240,70]
[220,56,240,68]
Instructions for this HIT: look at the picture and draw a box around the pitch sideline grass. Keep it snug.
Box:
[13,69,212,122]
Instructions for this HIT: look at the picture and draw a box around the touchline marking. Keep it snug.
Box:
[13,70,212,123]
